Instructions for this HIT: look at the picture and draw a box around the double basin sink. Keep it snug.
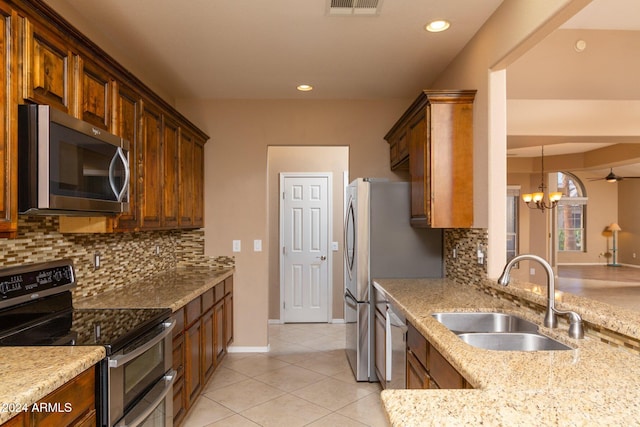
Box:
[432,312,572,351]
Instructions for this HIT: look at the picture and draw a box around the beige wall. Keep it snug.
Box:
[267,146,349,321]
[175,99,409,347]
[428,0,590,277]
[618,180,640,266]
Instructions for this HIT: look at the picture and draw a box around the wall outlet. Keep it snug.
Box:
[254,240,262,252]
[530,267,535,275]
[232,240,241,252]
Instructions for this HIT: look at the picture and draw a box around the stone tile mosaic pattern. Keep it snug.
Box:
[0,216,233,299]
[444,228,488,286]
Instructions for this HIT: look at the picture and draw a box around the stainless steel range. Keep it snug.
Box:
[0,260,175,427]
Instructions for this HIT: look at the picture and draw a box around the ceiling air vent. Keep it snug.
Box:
[328,0,383,16]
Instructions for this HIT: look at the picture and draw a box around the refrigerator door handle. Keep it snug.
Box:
[344,195,355,280]
[345,288,367,305]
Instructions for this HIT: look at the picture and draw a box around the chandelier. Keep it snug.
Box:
[522,146,562,211]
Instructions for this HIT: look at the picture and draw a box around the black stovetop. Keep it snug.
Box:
[0,260,171,355]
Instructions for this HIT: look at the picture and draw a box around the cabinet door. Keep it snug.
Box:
[0,4,17,238]
[76,56,112,130]
[178,130,195,227]
[112,83,141,231]
[408,109,429,226]
[162,115,180,228]
[224,292,233,347]
[214,299,225,365]
[139,101,163,229]
[184,321,201,409]
[201,308,215,382]
[389,128,409,170]
[192,139,205,227]
[2,413,25,427]
[22,18,73,113]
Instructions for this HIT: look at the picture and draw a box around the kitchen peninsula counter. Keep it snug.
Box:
[376,278,640,426]
[0,346,105,424]
[75,266,235,312]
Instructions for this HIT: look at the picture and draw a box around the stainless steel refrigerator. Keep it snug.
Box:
[343,178,443,382]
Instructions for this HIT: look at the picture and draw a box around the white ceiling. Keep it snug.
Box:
[44,0,640,171]
[43,0,503,100]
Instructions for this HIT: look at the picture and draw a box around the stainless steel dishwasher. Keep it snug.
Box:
[373,282,408,389]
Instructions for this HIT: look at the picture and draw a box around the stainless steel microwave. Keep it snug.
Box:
[18,105,130,215]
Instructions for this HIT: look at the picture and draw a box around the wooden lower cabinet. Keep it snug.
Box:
[1,366,97,427]
[172,276,234,426]
[406,321,471,390]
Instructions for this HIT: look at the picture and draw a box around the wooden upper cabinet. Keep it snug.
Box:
[0,3,17,238]
[0,0,209,236]
[112,83,141,231]
[21,18,73,113]
[140,101,163,229]
[386,90,476,228]
[75,55,112,129]
[387,126,409,170]
[192,138,205,228]
[162,115,180,228]
[179,130,195,227]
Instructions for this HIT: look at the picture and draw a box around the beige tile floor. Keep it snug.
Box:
[182,323,390,427]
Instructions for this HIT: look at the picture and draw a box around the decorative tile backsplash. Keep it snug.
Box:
[0,216,233,299]
[444,228,488,286]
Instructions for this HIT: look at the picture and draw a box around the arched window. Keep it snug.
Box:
[556,172,587,252]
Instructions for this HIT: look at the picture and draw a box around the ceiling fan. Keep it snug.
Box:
[590,168,640,183]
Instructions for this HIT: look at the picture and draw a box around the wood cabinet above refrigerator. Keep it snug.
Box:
[385,90,476,228]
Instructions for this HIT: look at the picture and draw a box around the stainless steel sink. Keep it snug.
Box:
[432,312,539,334]
[457,332,572,351]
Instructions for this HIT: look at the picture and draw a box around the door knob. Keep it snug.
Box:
[317,255,327,261]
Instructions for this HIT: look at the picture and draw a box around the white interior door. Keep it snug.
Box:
[280,174,331,323]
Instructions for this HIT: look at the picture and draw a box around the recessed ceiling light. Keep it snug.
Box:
[297,84,313,92]
[425,20,450,33]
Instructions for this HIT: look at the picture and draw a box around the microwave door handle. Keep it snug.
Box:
[109,147,130,202]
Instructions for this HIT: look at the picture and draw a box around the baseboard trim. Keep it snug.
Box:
[227,345,270,353]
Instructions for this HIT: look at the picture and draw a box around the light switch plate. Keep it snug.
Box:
[254,240,262,252]
[331,241,339,251]
[232,240,241,252]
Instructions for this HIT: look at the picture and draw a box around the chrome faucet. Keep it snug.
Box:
[498,254,584,339]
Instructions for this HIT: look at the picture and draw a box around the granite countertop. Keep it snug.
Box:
[0,346,105,424]
[376,278,640,426]
[0,266,233,425]
[75,266,235,311]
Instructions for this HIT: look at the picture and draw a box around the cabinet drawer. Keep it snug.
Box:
[429,345,465,389]
[224,276,233,295]
[406,349,429,389]
[30,367,95,426]
[172,308,184,338]
[185,297,202,327]
[407,322,427,367]
[202,288,214,311]
[214,282,225,303]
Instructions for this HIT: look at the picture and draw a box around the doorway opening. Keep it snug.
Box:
[267,146,349,324]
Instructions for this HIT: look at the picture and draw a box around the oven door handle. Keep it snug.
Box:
[108,319,176,368]
[114,369,176,427]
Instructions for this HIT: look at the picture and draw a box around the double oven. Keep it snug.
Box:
[0,260,175,427]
